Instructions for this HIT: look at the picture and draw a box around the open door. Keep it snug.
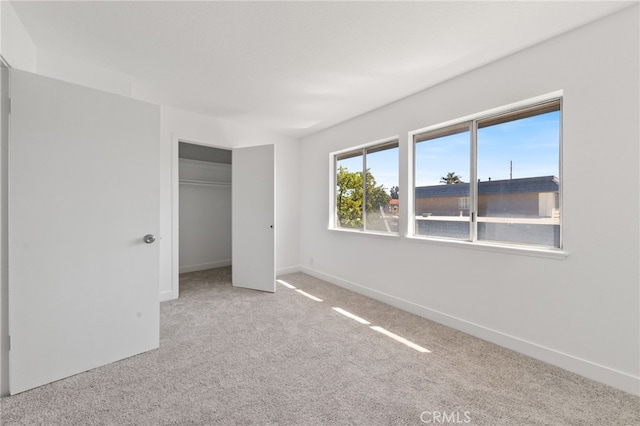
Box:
[232,145,275,292]
[8,70,160,394]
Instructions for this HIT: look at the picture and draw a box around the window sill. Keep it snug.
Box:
[328,227,567,259]
[405,235,568,260]
[328,227,401,240]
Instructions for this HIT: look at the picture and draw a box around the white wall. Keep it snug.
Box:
[298,6,639,395]
[272,138,301,275]
[179,159,232,273]
[1,1,35,72]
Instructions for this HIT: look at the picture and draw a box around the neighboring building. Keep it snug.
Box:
[415,175,559,218]
[388,198,399,215]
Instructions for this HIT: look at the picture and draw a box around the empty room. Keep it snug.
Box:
[0,1,638,425]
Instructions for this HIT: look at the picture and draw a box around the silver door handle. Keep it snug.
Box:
[143,234,156,244]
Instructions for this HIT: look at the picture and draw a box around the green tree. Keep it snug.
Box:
[336,166,363,228]
[440,172,464,184]
[336,166,391,228]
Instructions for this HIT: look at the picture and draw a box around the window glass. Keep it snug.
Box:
[335,140,399,234]
[477,107,560,247]
[411,98,562,250]
[365,144,399,233]
[414,126,470,239]
[336,152,364,230]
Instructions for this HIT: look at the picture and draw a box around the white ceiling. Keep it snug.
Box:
[11,1,634,138]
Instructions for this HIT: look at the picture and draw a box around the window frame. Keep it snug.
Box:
[330,136,400,236]
[408,92,565,256]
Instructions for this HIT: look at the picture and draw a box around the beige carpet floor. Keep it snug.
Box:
[1,267,638,425]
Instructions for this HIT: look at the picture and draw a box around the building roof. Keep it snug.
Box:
[415,176,558,198]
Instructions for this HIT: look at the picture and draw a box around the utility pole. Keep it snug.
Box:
[510,160,513,180]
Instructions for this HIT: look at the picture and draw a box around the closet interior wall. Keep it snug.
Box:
[178,144,232,274]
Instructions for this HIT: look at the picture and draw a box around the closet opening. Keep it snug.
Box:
[178,142,232,289]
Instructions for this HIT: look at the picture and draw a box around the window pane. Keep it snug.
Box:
[336,152,364,229]
[365,143,398,233]
[414,126,470,239]
[476,107,560,247]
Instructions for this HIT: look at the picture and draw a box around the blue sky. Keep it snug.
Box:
[338,111,560,193]
[416,111,560,186]
[477,111,560,182]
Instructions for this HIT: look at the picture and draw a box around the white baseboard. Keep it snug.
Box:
[300,265,640,396]
[276,265,302,276]
[179,260,231,274]
[159,290,174,303]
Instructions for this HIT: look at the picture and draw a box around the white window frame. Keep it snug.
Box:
[408,92,565,258]
[329,136,400,236]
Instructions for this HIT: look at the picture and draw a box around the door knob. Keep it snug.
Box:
[143,234,156,244]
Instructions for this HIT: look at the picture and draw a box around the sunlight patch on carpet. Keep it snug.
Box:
[370,326,431,353]
[276,279,296,289]
[295,289,323,302]
[332,307,371,324]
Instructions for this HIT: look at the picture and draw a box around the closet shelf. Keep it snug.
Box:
[179,179,231,188]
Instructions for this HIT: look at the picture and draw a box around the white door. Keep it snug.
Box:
[232,145,275,292]
[9,70,160,394]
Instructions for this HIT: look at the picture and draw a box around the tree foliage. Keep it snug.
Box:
[440,172,464,184]
[336,166,391,228]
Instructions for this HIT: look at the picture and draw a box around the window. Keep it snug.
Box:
[414,123,470,240]
[334,139,399,234]
[412,98,561,249]
[458,197,470,210]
